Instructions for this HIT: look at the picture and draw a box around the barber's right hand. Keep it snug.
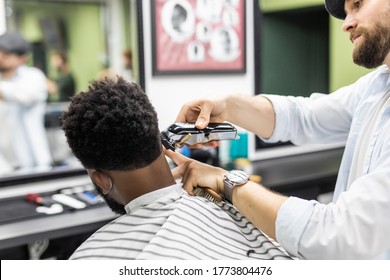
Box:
[175,96,229,129]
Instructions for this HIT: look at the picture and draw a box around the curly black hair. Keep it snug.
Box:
[61,77,162,171]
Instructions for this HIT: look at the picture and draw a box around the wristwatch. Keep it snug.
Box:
[223,170,249,203]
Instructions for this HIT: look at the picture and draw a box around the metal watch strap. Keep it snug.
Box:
[223,170,249,203]
[223,178,234,203]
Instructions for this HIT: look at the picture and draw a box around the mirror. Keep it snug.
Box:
[0,0,144,183]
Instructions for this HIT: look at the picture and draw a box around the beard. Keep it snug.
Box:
[92,181,126,215]
[0,66,11,73]
[352,19,390,69]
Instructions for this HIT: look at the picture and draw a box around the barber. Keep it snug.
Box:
[0,32,52,170]
[165,0,390,259]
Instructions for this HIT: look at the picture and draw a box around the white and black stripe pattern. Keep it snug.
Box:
[70,185,292,260]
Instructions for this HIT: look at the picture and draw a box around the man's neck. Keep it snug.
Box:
[0,68,17,80]
[385,53,390,69]
[111,153,177,205]
[58,65,69,75]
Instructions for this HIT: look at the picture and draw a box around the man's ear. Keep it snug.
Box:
[89,170,112,195]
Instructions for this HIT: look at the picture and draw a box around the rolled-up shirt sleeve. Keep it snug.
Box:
[275,197,317,258]
[276,150,390,259]
[260,81,365,145]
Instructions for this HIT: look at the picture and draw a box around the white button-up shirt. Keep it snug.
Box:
[263,65,390,259]
[0,65,52,169]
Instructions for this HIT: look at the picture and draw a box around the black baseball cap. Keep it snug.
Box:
[0,31,31,55]
[325,0,346,19]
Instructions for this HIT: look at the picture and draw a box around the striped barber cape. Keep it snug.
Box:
[70,183,292,260]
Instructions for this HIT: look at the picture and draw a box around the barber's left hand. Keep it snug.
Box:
[164,149,227,196]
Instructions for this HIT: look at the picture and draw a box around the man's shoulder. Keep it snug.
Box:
[17,65,45,76]
[360,65,389,81]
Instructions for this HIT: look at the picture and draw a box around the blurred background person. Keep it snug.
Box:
[0,101,13,174]
[97,49,134,82]
[0,31,52,171]
[0,149,13,175]
[47,51,76,102]
[121,49,134,82]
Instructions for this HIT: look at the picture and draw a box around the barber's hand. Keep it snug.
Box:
[175,96,228,129]
[165,149,227,196]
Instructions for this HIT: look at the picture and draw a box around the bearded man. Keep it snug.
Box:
[0,32,52,170]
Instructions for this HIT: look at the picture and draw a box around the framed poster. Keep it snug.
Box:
[151,0,246,75]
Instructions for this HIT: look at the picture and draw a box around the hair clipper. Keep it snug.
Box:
[161,122,240,151]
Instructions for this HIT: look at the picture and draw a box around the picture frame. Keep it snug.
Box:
[151,0,246,75]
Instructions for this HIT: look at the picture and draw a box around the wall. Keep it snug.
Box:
[329,17,372,91]
[260,0,323,12]
[260,7,329,96]
[142,0,255,131]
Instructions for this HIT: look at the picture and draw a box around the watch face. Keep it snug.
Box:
[226,170,248,184]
